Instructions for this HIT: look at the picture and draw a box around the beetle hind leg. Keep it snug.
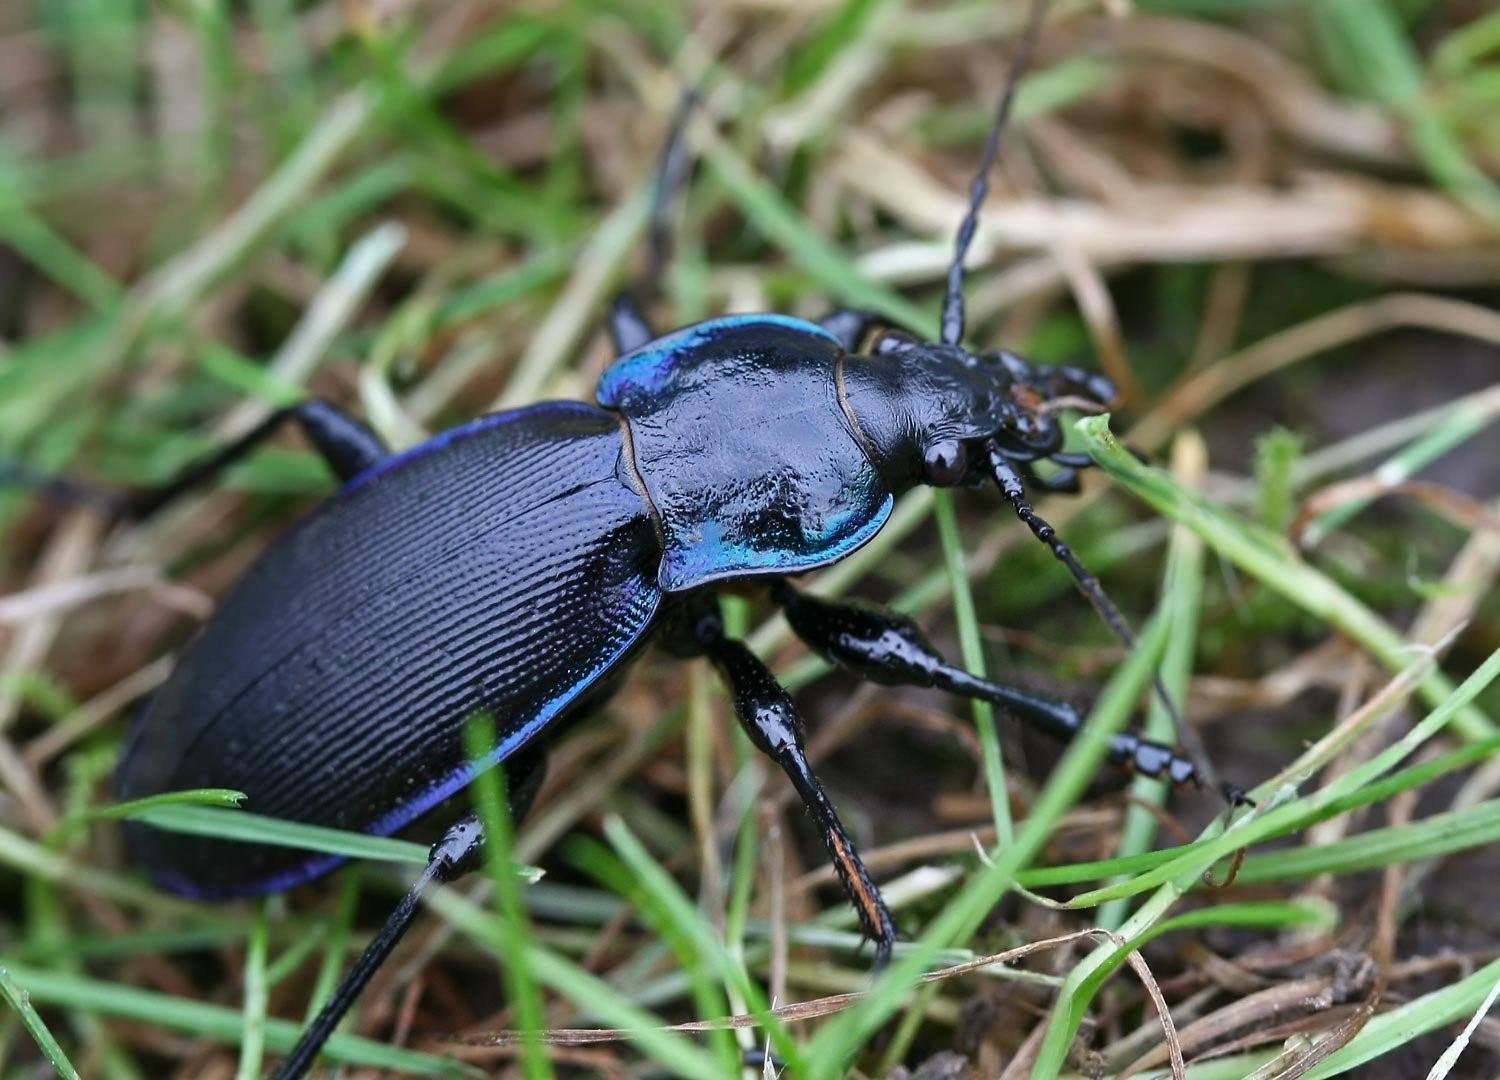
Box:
[687,603,897,964]
[272,749,547,1079]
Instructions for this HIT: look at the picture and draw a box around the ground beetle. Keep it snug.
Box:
[11,2,1231,1074]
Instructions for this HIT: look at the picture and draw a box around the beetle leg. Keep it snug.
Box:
[608,291,657,355]
[273,814,483,1080]
[690,604,897,966]
[605,89,701,358]
[1022,461,1082,495]
[771,582,1203,791]
[817,309,885,353]
[6,399,388,523]
[273,749,546,1080]
[129,399,388,518]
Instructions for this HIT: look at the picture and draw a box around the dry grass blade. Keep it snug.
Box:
[1291,478,1500,544]
[1121,961,1377,1077]
[456,929,1186,1078]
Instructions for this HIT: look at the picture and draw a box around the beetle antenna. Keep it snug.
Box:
[986,445,1236,804]
[939,0,1048,348]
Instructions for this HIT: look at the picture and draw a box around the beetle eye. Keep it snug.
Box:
[923,439,969,486]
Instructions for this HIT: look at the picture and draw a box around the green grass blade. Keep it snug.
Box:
[128,805,430,865]
[1099,433,1207,931]
[0,964,82,1080]
[933,489,1012,843]
[600,816,798,1074]
[1304,955,1500,1077]
[3,964,473,1076]
[1076,414,1494,739]
[1065,649,1500,909]
[235,902,269,1080]
[81,788,245,822]
[1234,798,1500,884]
[421,886,724,1079]
[464,716,552,1080]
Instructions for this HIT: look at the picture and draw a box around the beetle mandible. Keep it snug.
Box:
[13,2,1230,1074]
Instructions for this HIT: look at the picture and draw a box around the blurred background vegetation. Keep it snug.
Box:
[0,0,1498,1077]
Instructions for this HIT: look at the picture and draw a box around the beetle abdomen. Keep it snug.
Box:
[119,401,661,898]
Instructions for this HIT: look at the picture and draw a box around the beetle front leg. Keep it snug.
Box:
[771,582,1202,791]
[689,605,897,965]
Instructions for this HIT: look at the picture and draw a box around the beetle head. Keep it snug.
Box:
[841,331,1116,490]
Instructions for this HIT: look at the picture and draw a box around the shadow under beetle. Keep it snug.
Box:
[14,4,1234,1075]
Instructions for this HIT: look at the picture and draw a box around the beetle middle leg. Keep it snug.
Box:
[6,399,388,522]
[681,601,898,964]
[771,582,1202,790]
[817,309,884,352]
[607,89,702,358]
[608,292,658,355]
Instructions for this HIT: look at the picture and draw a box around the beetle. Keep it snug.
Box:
[10,3,1231,1075]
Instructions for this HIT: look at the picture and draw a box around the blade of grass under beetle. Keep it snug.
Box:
[129,802,542,881]
[1067,650,1499,909]
[573,829,742,1075]
[1030,650,1500,1076]
[934,489,1012,843]
[419,884,725,1079]
[235,901,269,1080]
[1099,431,1206,932]
[1,964,82,1080]
[602,816,802,1074]
[1305,955,1500,1078]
